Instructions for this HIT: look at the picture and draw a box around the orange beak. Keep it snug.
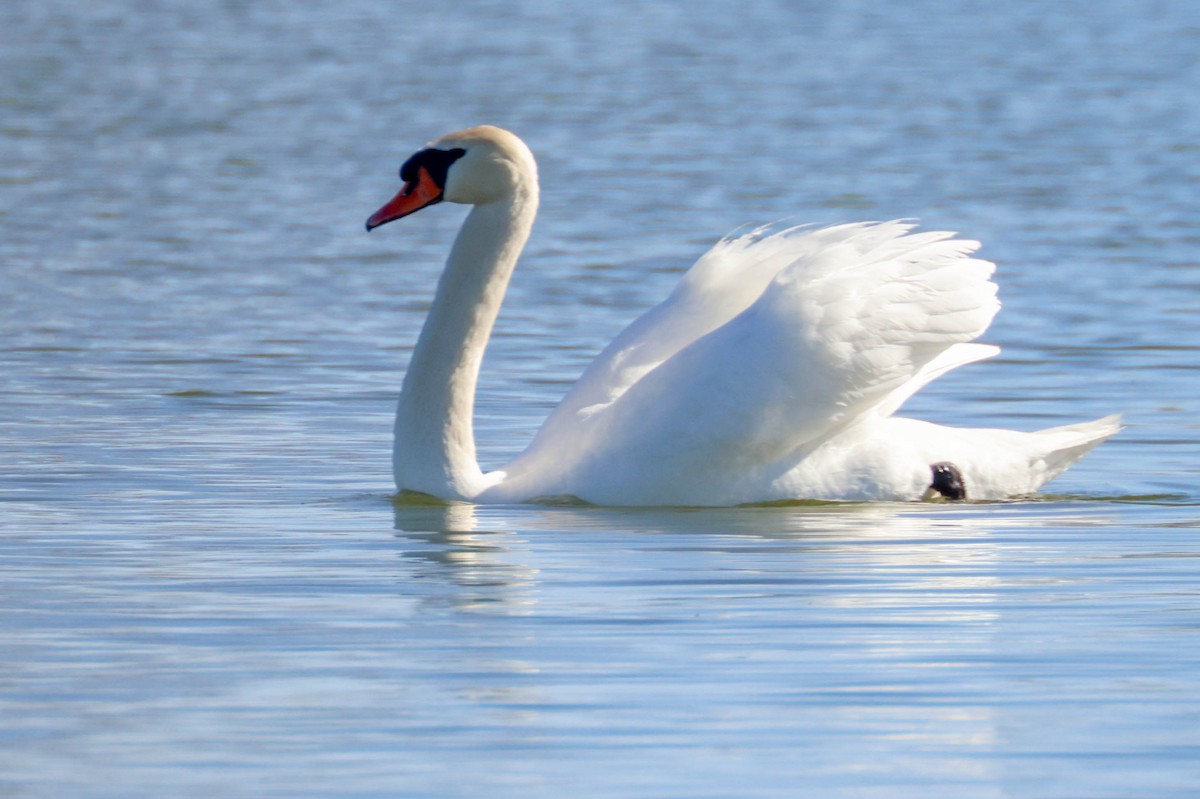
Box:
[365,167,444,231]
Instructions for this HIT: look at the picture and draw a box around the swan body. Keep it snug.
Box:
[367,125,1118,505]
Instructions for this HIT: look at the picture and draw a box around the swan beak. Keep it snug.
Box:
[365,167,443,231]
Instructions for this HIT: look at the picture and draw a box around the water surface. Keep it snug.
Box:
[2,0,1199,796]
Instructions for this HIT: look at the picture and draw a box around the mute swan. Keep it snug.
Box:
[366,125,1118,505]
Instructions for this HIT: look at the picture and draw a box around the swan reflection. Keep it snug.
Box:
[388,496,1116,758]
[392,499,539,615]
[390,497,1115,624]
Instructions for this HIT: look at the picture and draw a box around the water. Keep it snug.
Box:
[2,0,1199,796]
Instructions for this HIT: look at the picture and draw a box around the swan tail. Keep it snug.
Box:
[1033,414,1123,483]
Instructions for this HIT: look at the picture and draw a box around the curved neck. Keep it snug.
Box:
[394,187,537,498]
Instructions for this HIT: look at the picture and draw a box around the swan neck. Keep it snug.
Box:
[394,187,537,498]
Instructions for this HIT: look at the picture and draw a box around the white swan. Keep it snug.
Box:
[366,125,1118,505]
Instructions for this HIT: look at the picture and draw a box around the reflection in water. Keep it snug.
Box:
[392,499,540,615]
[390,499,548,719]
[385,497,1121,771]
[390,500,1119,623]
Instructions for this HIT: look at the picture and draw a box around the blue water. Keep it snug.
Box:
[2,0,1199,796]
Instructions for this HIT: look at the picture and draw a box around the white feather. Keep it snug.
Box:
[370,126,1118,506]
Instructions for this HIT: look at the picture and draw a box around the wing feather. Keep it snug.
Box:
[503,222,1000,504]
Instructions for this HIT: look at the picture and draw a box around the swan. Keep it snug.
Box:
[366,125,1118,505]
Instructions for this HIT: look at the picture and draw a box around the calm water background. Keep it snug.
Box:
[3,0,1200,796]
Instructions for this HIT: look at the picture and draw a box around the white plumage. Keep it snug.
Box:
[366,125,1118,506]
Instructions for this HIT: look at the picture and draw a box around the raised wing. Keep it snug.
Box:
[502,222,999,505]
[530,223,920,438]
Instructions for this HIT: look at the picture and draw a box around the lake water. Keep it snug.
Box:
[2,0,1199,796]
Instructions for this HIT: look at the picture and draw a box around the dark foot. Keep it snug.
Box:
[926,461,967,501]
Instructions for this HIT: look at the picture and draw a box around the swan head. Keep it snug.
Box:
[366,125,537,230]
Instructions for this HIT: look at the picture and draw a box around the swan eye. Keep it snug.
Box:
[399,147,467,189]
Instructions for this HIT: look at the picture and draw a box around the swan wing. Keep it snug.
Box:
[528,222,931,441]
[870,341,1000,419]
[501,222,999,505]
